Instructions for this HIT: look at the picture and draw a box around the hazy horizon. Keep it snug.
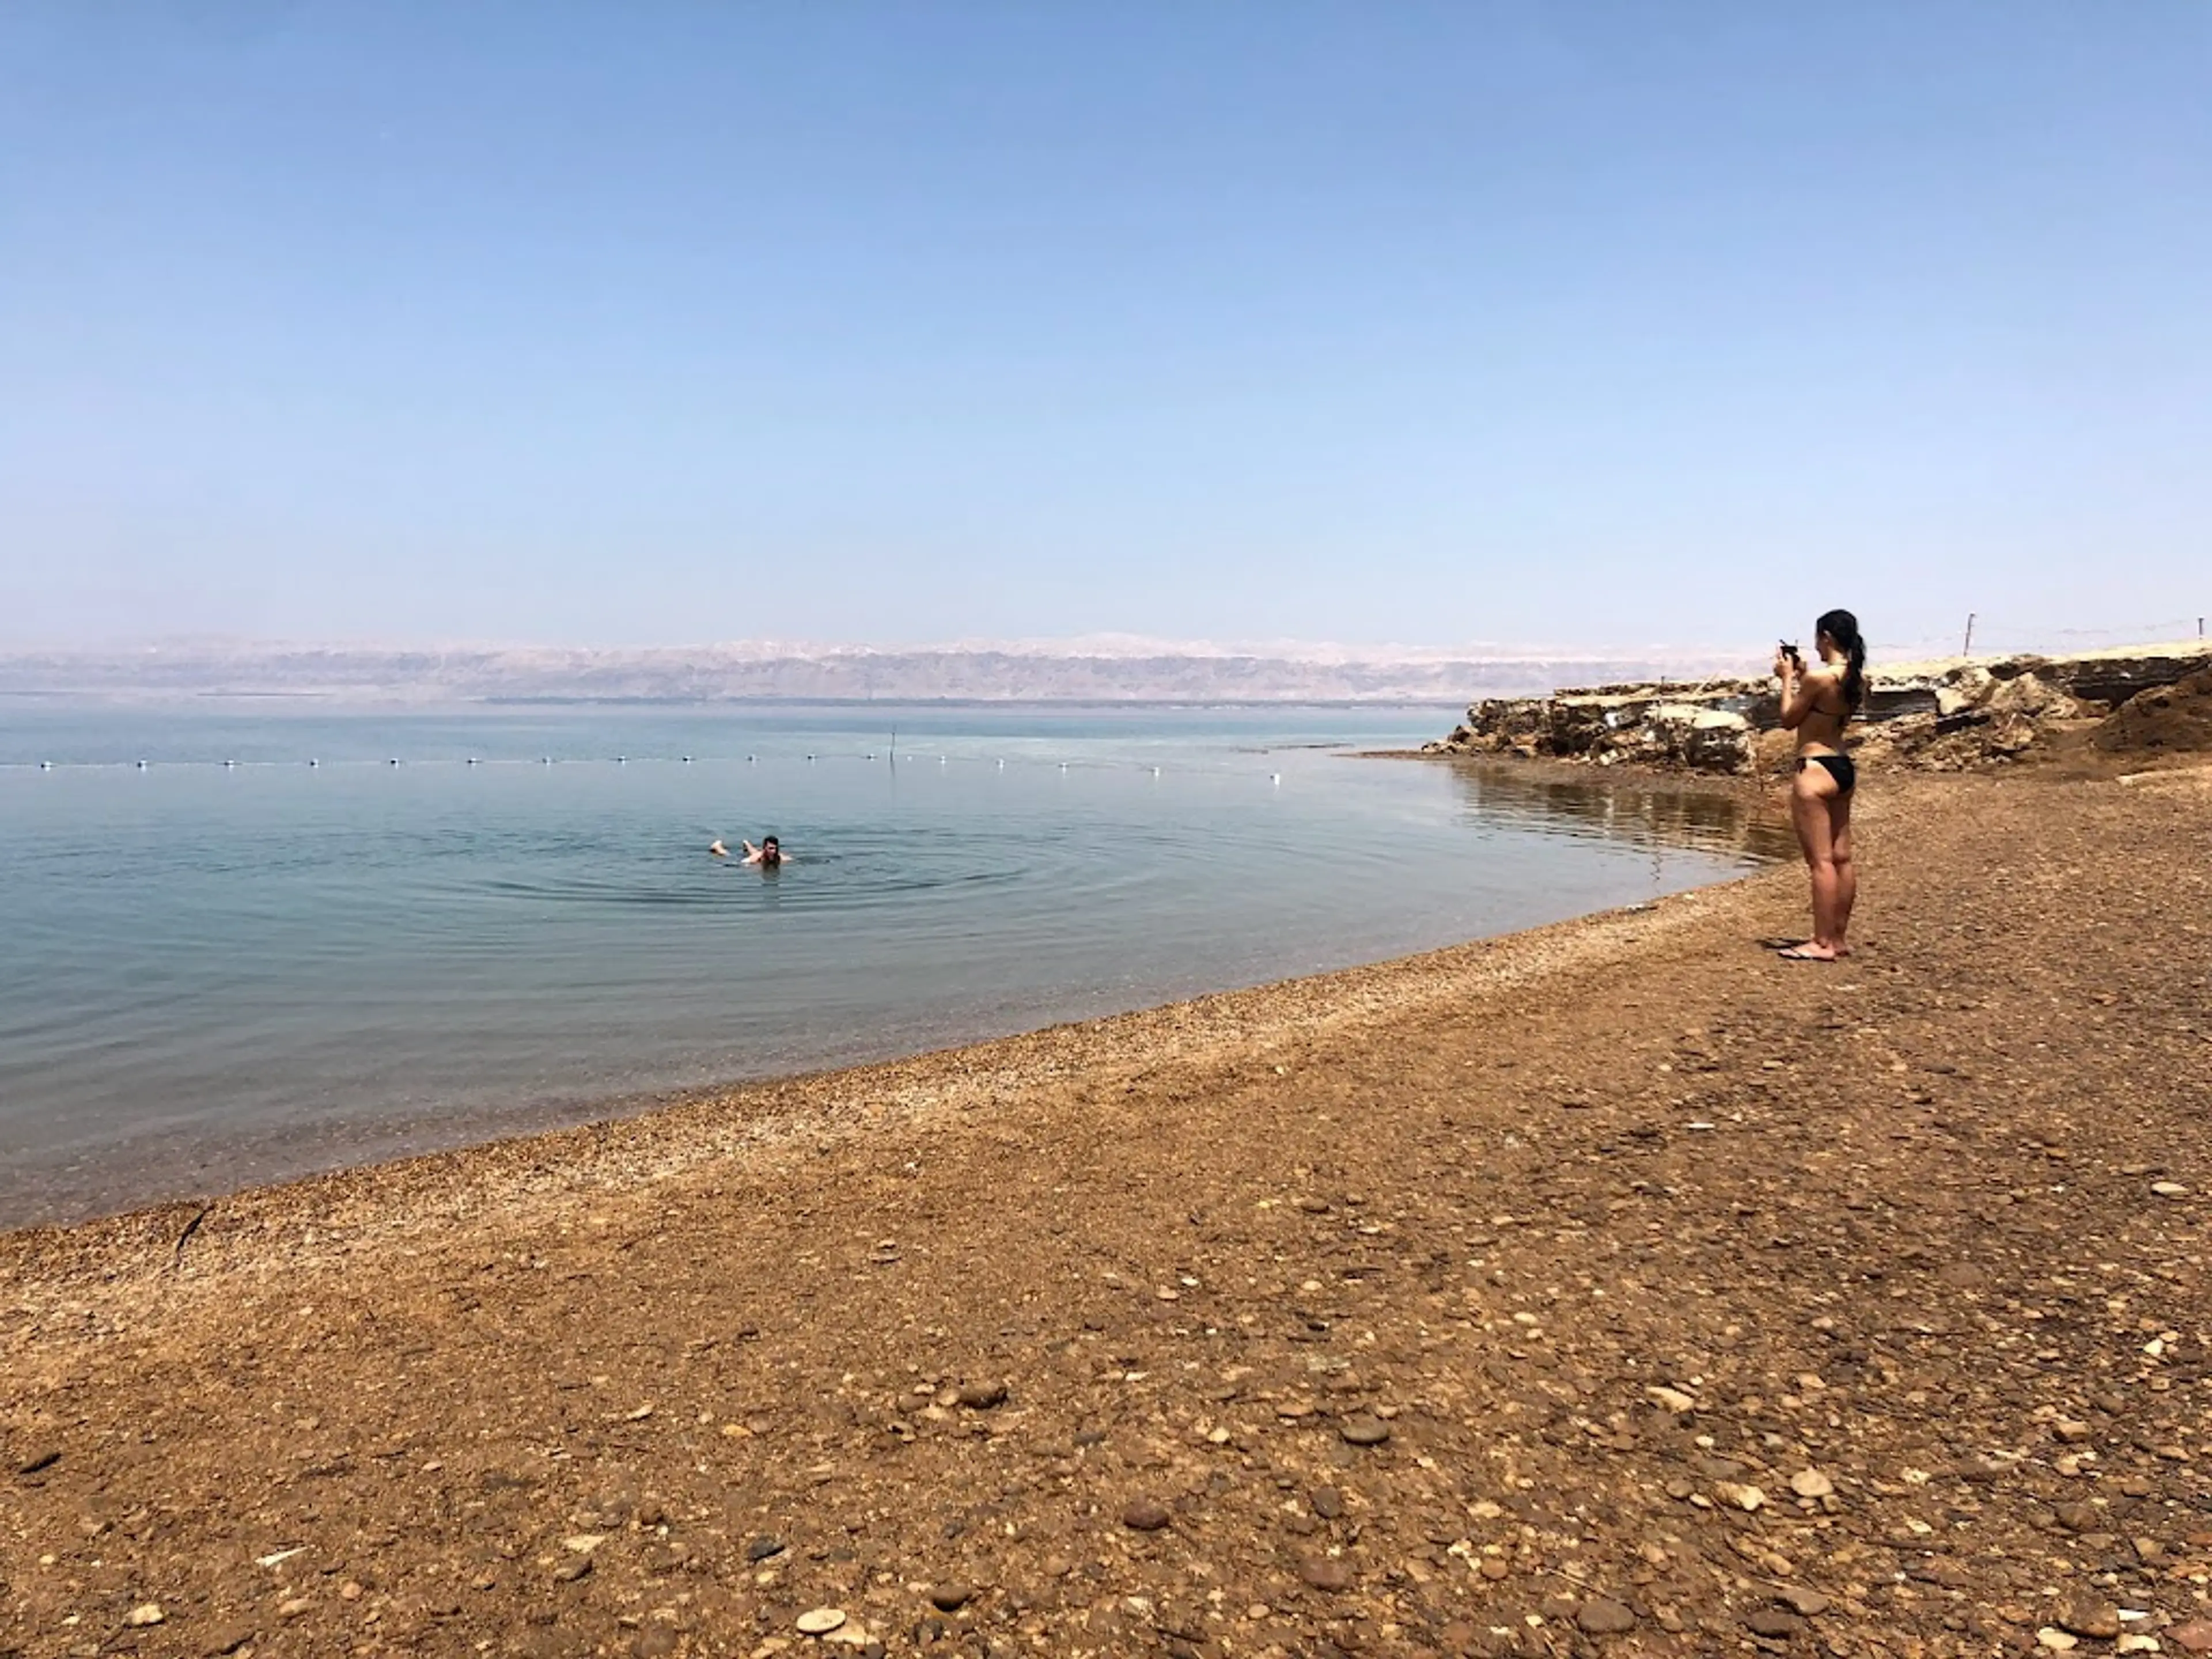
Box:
[5,6,2207,657]
[0,632,1767,709]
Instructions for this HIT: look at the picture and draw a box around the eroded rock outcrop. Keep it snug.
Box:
[2090,667,2212,756]
[1428,644,2212,775]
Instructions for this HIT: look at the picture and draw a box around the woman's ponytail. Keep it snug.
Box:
[1817,608,1866,712]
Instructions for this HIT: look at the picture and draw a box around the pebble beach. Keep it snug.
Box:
[4,762,2210,1658]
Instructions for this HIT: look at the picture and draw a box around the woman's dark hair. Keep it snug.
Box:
[1816,608,1866,712]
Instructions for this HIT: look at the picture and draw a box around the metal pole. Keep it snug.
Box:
[1962,613,1976,657]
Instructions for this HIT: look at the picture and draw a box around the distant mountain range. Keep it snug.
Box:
[0,638,1752,705]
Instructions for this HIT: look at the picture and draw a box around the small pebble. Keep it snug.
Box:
[1338,1416,1390,1447]
[929,1583,974,1612]
[796,1607,847,1635]
[124,1604,164,1627]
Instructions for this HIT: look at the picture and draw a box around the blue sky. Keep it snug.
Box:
[3,3,2207,657]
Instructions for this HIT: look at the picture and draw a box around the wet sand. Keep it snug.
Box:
[4,766,2210,1658]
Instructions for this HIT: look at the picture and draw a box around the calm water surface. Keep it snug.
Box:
[0,703,1789,1226]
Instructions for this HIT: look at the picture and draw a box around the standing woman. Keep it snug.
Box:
[1775,609,1867,961]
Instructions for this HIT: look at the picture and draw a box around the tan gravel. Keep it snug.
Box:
[4,766,2211,1659]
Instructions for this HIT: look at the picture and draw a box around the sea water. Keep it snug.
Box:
[0,703,1789,1226]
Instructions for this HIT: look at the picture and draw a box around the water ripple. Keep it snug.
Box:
[0,704,1785,1226]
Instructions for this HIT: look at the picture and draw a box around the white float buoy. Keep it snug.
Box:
[1270,772,1281,785]
[307,759,317,768]
[747,755,756,763]
[681,755,693,764]
[466,757,479,766]
[38,760,52,770]
[137,760,148,770]
[224,760,236,769]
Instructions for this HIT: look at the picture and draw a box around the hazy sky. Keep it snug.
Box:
[3,3,2207,657]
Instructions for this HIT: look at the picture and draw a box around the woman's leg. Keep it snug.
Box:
[1785,766,1842,959]
[1829,789,1856,952]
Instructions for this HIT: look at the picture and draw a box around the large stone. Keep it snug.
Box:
[1120,1498,1172,1532]
[1577,1598,1637,1634]
[1986,671,2082,719]
[1298,1556,1352,1592]
[2058,1599,2121,1639]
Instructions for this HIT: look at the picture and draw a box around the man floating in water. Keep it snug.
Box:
[710,835,787,867]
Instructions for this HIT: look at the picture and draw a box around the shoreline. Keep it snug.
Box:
[7,766,2209,1657]
[1,832,1771,1297]
[0,753,1787,1238]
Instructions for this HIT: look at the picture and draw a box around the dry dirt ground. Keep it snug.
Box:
[3,767,2210,1659]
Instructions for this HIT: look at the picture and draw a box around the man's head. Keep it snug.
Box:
[763,836,779,851]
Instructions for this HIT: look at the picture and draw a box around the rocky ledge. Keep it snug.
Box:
[1426,642,2212,775]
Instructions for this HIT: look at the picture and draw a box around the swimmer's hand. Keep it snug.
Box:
[709,839,728,858]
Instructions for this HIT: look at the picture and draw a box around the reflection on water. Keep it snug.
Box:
[1441,759,1798,864]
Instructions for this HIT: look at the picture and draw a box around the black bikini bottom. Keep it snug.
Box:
[1796,753,1857,794]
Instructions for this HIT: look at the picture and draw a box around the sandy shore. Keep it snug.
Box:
[4,766,2210,1658]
